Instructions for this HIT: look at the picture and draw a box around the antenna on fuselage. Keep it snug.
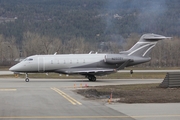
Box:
[54,52,57,55]
[89,51,94,54]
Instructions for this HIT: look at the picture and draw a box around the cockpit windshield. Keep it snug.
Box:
[23,58,33,61]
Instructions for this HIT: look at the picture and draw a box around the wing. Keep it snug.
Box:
[55,68,116,76]
[55,60,132,76]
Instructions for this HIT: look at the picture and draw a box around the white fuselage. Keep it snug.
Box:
[10,54,108,73]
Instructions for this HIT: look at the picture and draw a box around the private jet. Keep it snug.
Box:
[9,33,170,82]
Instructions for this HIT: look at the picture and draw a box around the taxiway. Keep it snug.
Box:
[0,78,179,120]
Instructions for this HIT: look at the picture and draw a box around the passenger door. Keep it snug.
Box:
[38,57,44,72]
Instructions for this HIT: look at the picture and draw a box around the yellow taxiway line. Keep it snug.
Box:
[51,87,82,105]
[0,89,17,91]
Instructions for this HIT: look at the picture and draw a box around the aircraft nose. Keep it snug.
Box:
[9,65,19,72]
[9,66,15,72]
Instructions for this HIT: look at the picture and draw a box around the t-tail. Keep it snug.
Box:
[120,33,170,58]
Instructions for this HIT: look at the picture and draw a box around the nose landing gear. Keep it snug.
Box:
[25,73,29,82]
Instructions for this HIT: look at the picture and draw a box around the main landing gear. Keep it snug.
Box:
[25,73,29,82]
[86,75,96,82]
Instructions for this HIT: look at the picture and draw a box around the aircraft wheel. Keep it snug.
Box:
[25,78,29,82]
[88,79,93,81]
[87,77,91,81]
[88,75,96,82]
[92,76,96,81]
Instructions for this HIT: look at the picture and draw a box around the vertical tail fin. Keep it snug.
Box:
[120,33,170,57]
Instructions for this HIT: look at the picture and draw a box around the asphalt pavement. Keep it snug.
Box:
[0,78,137,120]
[0,78,179,120]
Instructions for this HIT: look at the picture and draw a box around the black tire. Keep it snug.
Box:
[92,76,96,81]
[25,78,29,82]
[88,75,96,82]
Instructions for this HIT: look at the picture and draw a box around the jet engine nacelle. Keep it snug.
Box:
[104,54,127,64]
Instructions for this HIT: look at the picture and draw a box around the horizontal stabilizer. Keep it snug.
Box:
[140,33,171,41]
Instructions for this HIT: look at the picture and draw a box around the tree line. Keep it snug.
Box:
[0,0,180,67]
[1,32,180,68]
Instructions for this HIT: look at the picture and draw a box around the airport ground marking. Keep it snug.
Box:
[0,89,17,91]
[0,114,180,119]
[51,87,82,105]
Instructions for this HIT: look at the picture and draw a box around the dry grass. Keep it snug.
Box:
[76,84,180,103]
[4,72,166,79]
